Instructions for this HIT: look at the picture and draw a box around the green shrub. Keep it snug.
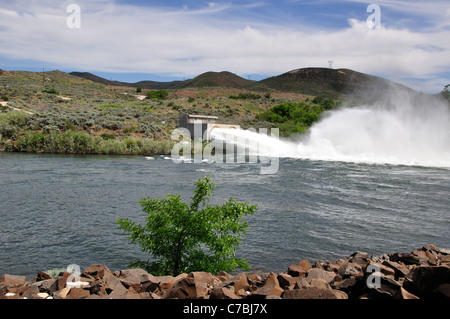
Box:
[146,90,169,100]
[257,98,338,136]
[117,176,257,276]
[101,132,116,140]
[42,88,59,95]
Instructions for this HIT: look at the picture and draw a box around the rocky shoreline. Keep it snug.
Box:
[1,244,449,300]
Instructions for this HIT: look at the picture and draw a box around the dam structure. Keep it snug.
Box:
[179,114,240,141]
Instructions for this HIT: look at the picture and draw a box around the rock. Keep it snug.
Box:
[58,287,71,299]
[283,287,345,299]
[251,284,284,299]
[163,276,196,299]
[314,261,325,270]
[117,268,156,292]
[439,254,450,264]
[333,276,364,292]
[66,287,90,299]
[423,244,450,255]
[373,274,402,298]
[288,260,311,277]
[149,275,177,293]
[163,272,215,299]
[82,264,113,281]
[37,278,59,294]
[103,273,128,298]
[1,274,27,288]
[369,262,396,279]
[217,272,250,296]
[307,268,337,284]
[323,261,341,273]
[389,253,421,266]
[338,262,363,278]
[277,273,298,290]
[250,273,283,299]
[350,252,370,267]
[36,292,50,299]
[309,278,331,290]
[57,272,72,290]
[210,287,240,299]
[35,271,52,281]
[382,260,410,279]
[293,277,310,289]
[403,266,450,298]
[298,260,312,272]
[396,287,419,300]
[247,273,263,289]
[0,245,448,300]
[191,272,215,298]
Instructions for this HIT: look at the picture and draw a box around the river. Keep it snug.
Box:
[1,152,448,278]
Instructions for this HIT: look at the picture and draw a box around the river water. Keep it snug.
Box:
[1,152,448,278]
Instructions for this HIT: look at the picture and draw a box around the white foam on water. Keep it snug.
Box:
[211,93,450,168]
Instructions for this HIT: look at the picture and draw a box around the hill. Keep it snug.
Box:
[71,68,416,101]
[176,71,254,89]
[70,71,254,90]
[249,67,415,100]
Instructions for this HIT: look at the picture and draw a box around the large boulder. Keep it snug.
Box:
[388,253,421,266]
[250,272,284,299]
[349,252,370,267]
[287,260,311,277]
[1,274,27,288]
[217,272,250,297]
[163,272,215,299]
[210,287,240,299]
[306,268,337,284]
[116,268,157,293]
[82,264,113,281]
[403,266,450,298]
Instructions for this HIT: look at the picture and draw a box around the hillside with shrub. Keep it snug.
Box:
[0,67,421,155]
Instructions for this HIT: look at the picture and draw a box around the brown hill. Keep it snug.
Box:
[70,68,417,101]
[176,71,254,89]
[249,67,415,99]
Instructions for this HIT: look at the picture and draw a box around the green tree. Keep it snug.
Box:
[116,176,257,276]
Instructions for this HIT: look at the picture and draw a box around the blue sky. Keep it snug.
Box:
[0,0,449,93]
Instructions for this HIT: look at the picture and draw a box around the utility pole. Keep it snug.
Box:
[328,61,333,69]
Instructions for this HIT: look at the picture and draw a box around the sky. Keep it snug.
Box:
[0,0,449,93]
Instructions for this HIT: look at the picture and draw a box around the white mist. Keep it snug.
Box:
[211,92,450,168]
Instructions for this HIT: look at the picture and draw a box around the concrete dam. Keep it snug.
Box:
[179,114,240,141]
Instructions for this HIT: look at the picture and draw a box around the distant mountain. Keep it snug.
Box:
[133,80,184,90]
[70,71,253,90]
[70,72,116,86]
[249,67,414,99]
[71,68,416,100]
[176,71,254,89]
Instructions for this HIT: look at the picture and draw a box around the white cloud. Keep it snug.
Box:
[0,1,449,92]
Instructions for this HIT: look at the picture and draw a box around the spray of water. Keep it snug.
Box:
[211,91,450,168]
